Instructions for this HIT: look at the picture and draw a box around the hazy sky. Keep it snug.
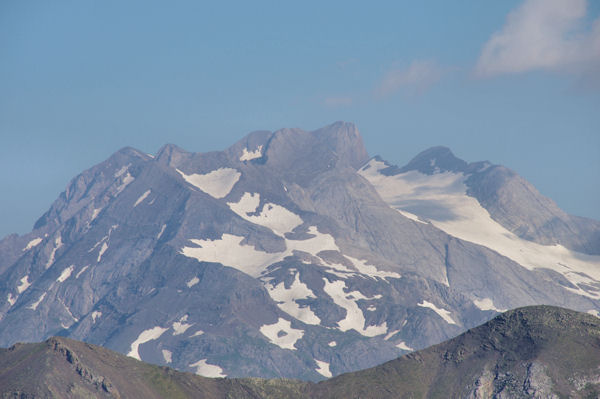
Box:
[1,0,599,238]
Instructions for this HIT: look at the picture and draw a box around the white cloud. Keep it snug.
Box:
[475,0,600,78]
[376,60,442,97]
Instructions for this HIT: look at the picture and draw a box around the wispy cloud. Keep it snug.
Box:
[475,0,600,79]
[375,60,443,97]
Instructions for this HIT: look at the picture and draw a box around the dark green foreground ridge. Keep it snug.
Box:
[2,306,600,398]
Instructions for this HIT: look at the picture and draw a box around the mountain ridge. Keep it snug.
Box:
[0,122,598,381]
[1,306,599,398]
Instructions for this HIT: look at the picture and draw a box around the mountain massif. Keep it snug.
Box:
[2,306,599,398]
[1,122,599,381]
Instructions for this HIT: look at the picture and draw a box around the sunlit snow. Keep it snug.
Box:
[114,165,130,178]
[7,294,16,306]
[177,167,240,199]
[473,297,505,312]
[23,238,42,251]
[17,276,31,294]
[75,265,89,279]
[186,276,199,288]
[360,159,600,299]
[27,292,46,311]
[181,225,346,278]
[91,207,102,221]
[172,315,193,335]
[239,145,263,161]
[260,317,304,350]
[384,329,400,340]
[266,272,320,325]
[227,192,303,235]
[322,278,387,337]
[133,189,151,207]
[315,359,332,378]
[127,326,168,361]
[56,265,74,283]
[91,311,102,322]
[328,341,337,347]
[345,256,401,280]
[396,341,414,351]
[189,359,226,377]
[162,349,172,363]
[45,235,63,269]
[115,172,134,194]
[418,300,457,325]
[97,242,108,262]
[157,224,166,239]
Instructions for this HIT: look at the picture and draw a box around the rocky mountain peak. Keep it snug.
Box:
[399,145,468,175]
[155,143,190,168]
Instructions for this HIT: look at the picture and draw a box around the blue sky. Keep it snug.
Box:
[1,0,599,238]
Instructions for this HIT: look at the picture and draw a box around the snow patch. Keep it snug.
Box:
[7,294,16,306]
[75,265,89,279]
[56,265,74,283]
[587,310,600,318]
[23,238,42,251]
[181,234,281,277]
[114,165,130,178]
[91,208,102,221]
[186,276,200,288]
[190,330,204,337]
[260,318,304,350]
[133,189,151,207]
[91,311,102,322]
[97,242,108,262]
[328,341,337,347]
[397,209,428,224]
[177,168,240,199]
[157,224,166,239]
[181,225,343,278]
[17,276,31,294]
[228,192,303,235]
[473,297,505,312]
[322,278,388,337]
[266,272,320,325]
[315,360,332,378]
[172,315,193,336]
[346,256,401,280]
[384,329,400,341]
[162,349,172,363]
[396,341,414,351]
[116,172,134,194]
[239,145,263,161]
[189,359,226,378]
[127,326,168,361]
[28,292,46,311]
[418,300,458,325]
[45,235,63,269]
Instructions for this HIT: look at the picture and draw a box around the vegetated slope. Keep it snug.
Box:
[0,336,309,399]
[2,306,599,399]
[0,122,599,380]
[313,305,600,398]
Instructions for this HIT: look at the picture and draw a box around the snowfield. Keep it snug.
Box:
[177,167,240,198]
[360,158,600,299]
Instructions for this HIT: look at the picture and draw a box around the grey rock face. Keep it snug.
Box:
[0,122,599,381]
[466,164,600,254]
